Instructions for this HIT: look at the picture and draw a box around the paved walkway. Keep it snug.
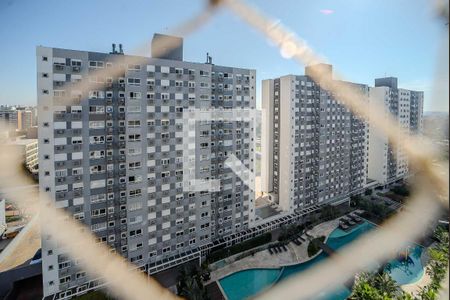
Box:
[314,239,335,256]
[208,218,340,283]
[206,281,226,300]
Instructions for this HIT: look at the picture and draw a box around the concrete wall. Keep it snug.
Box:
[261,79,274,193]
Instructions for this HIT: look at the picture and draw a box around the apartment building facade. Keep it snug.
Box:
[368,77,423,185]
[0,105,18,130]
[37,36,256,299]
[17,109,34,131]
[261,64,368,213]
[0,105,36,132]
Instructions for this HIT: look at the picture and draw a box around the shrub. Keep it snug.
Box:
[392,185,410,197]
[319,205,338,221]
[385,192,404,203]
[6,215,22,222]
[75,291,115,300]
[206,232,272,263]
[278,224,303,242]
[307,236,325,257]
[350,195,362,207]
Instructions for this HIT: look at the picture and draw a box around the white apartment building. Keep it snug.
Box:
[368,77,424,185]
[262,64,368,213]
[37,34,256,299]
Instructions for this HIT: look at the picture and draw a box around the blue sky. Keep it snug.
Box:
[0,0,448,111]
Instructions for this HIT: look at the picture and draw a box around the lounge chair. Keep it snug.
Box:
[269,248,273,255]
[282,245,288,251]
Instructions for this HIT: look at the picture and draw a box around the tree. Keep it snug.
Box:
[397,292,414,300]
[371,272,399,298]
[425,227,449,291]
[350,195,362,207]
[319,205,337,221]
[417,286,438,300]
[349,274,386,300]
[278,223,305,242]
[177,266,209,300]
[392,185,410,197]
[350,272,400,300]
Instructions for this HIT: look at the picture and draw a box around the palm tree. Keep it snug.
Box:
[350,272,400,300]
[373,272,399,298]
[417,285,438,300]
[397,292,415,300]
[349,275,384,300]
[178,275,207,300]
[176,266,209,300]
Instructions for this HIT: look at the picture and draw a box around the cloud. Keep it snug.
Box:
[320,9,335,15]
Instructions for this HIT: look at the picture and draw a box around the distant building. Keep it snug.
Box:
[26,126,38,139]
[0,105,37,133]
[368,78,424,185]
[0,105,18,130]
[6,138,39,175]
[17,109,34,131]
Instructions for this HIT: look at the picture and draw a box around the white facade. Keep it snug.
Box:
[261,80,274,193]
[37,43,256,299]
[368,78,424,185]
[368,87,390,184]
[262,65,368,213]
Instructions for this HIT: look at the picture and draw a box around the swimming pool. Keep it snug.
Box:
[218,221,425,300]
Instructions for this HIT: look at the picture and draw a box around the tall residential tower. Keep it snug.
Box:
[261,64,368,213]
[368,77,424,185]
[37,35,256,299]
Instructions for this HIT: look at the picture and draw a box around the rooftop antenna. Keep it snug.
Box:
[206,52,213,64]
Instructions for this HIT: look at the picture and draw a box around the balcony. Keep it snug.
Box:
[53,64,65,71]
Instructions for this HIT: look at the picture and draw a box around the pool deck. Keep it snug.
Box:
[208,218,340,284]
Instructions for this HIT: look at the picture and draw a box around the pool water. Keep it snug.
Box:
[219,221,425,300]
[385,246,424,285]
[219,268,281,300]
